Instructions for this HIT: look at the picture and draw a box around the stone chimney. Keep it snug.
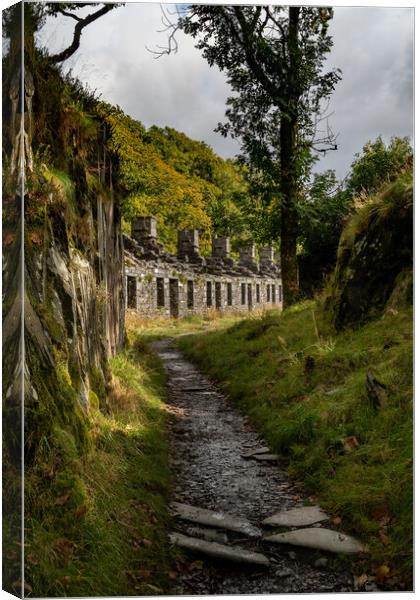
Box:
[239,243,257,268]
[177,229,200,261]
[212,236,230,260]
[131,216,157,245]
[260,246,274,267]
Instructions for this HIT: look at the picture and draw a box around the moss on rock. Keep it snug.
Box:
[325,170,413,329]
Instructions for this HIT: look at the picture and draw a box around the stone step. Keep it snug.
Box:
[263,506,329,528]
[170,532,270,566]
[252,453,280,462]
[241,446,270,458]
[184,525,229,544]
[263,528,365,554]
[171,502,261,538]
[179,387,212,392]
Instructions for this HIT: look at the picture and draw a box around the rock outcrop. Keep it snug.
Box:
[3,51,126,465]
[325,171,413,329]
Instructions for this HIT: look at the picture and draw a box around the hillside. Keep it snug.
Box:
[98,105,252,253]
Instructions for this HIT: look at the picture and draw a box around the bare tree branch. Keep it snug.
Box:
[56,8,82,22]
[146,4,181,57]
[49,4,116,64]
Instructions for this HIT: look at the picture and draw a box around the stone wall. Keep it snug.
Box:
[124,217,282,319]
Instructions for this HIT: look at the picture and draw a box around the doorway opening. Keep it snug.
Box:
[169,278,179,317]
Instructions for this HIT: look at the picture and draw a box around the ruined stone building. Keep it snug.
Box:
[124,217,283,318]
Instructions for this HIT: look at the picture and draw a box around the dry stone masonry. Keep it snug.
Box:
[124,217,283,318]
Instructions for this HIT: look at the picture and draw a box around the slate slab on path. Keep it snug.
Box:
[263,506,329,528]
[185,526,229,544]
[241,446,270,458]
[170,532,270,567]
[263,528,365,554]
[252,454,280,462]
[171,502,261,538]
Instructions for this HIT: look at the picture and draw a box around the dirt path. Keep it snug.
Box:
[153,339,357,594]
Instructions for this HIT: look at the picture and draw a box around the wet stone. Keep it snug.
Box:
[252,453,280,462]
[314,557,329,568]
[171,502,261,538]
[170,533,270,566]
[185,526,229,544]
[242,446,270,458]
[263,506,329,528]
[264,528,365,554]
[180,386,212,392]
[275,567,294,578]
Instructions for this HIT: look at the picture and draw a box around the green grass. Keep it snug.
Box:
[25,331,174,597]
[125,307,248,342]
[175,302,413,589]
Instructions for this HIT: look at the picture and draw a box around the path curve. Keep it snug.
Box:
[153,338,357,594]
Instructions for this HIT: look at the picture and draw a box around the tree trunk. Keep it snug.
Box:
[279,6,300,307]
[279,116,299,307]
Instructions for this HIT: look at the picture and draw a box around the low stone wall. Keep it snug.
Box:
[124,217,282,319]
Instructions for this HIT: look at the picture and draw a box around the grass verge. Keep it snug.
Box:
[25,330,173,597]
[125,307,253,342]
[176,301,413,590]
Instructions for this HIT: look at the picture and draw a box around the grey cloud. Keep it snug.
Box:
[317,7,414,177]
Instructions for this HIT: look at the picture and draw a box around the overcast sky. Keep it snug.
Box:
[38,2,414,180]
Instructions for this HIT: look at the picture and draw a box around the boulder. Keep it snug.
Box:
[325,173,412,329]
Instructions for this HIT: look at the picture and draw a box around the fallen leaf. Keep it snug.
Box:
[371,504,391,523]
[26,553,39,565]
[75,504,88,518]
[343,436,359,453]
[54,493,70,506]
[376,565,390,582]
[29,230,43,245]
[356,574,368,588]
[53,538,75,565]
[4,232,16,246]
[189,560,204,571]
[138,569,151,579]
[379,531,390,546]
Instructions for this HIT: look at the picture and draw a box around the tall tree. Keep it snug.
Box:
[178,6,341,305]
